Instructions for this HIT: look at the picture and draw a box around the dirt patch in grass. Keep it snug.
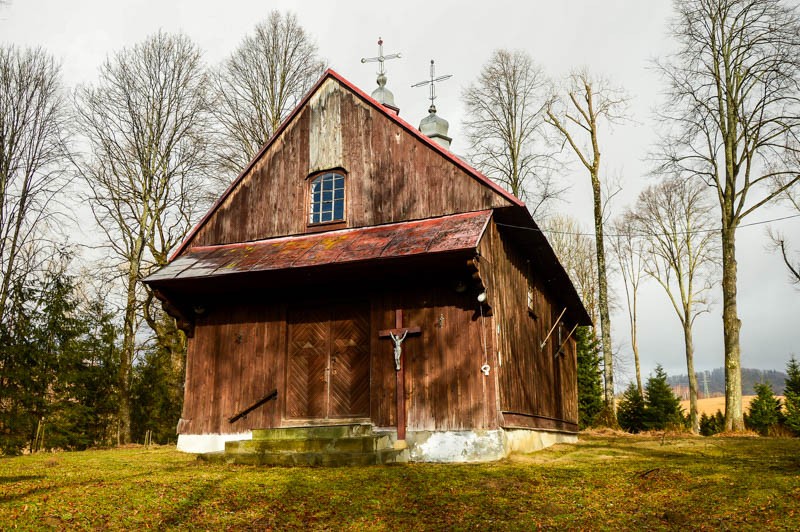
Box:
[1,437,798,529]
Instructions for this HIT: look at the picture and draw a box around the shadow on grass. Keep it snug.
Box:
[0,474,44,485]
[237,464,557,529]
[0,470,156,504]
[0,478,98,504]
[156,477,225,528]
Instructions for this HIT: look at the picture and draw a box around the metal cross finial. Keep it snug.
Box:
[361,37,401,77]
[412,60,452,113]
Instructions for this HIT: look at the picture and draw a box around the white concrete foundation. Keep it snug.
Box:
[503,428,578,454]
[406,430,506,462]
[176,427,577,461]
[177,432,252,454]
[403,428,577,463]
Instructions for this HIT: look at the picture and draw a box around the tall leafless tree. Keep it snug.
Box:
[657,0,800,431]
[609,212,647,394]
[545,214,599,327]
[210,10,325,183]
[462,49,565,216]
[545,70,629,410]
[631,177,718,433]
[0,45,68,324]
[74,32,211,443]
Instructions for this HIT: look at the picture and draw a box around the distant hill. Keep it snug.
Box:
[667,367,788,398]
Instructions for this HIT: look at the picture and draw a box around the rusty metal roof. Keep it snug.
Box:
[145,211,492,284]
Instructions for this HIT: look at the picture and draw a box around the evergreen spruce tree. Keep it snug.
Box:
[0,262,121,454]
[576,326,604,429]
[0,280,41,454]
[699,410,725,436]
[784,356,800,436]
[699,412,712,436]
[713,410,725,433]
[618,383,646,433]
[131,346,185,444]
[747,382,783,436]
[34,271,87,450]
[49,296,120,449]
[644,365,684,430]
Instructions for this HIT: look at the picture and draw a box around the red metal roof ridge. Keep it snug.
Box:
[170,68,523,260]
[184,210,492,253]
[323,70,525,210]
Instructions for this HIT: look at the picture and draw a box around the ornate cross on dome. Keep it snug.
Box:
[412,60,452,113]
[360,37,401,77]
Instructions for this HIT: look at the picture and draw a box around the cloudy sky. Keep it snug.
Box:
[2,0,799,382]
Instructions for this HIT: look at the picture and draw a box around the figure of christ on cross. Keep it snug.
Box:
[378,309,420,441]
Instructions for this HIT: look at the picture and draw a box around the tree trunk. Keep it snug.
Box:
[631,288,642,394]
[721,224,743,431]
[592,173,614,409]
[119,237,144,445]
[683,319,699,434]
[632,322,642,395]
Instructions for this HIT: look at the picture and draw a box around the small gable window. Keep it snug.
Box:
[309,171,345,225]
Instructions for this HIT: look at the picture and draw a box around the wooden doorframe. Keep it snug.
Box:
[283,300,371,423]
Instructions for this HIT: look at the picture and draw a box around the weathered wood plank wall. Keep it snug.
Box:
[370,284,498,432]
[187,79,510,249]
[178,277,499,435]
[180,304,286,435]
[478,218,578,431]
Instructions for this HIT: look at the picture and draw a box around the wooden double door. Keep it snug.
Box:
[286,302,370,420]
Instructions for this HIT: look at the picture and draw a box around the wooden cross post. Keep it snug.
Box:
[379,310,421,441]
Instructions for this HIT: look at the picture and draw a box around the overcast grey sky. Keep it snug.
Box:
[2,0,799,382]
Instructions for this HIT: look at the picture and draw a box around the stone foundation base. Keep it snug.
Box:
[178,427,576,462]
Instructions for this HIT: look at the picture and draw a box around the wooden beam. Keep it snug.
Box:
[378,326,421,337]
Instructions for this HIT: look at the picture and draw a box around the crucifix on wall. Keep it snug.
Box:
[379,309,420,441]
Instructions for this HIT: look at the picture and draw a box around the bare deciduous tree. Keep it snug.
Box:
[210,10,325,182]
[773,231,800,285]
[768,183,800,285]
[462,49,564,216]
[658,0,800,431]
[609,213,646,394]
[545,70,629,410]
[0,45,68,324]
[74,32,211,443]
[545,214,599,326]
[631,177,718,433]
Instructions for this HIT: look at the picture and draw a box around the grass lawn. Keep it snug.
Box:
[1,434,799,530]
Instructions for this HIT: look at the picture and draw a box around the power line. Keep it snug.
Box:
[496,212,800,238]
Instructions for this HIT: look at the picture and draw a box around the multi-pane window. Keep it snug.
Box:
[309,172,345,224]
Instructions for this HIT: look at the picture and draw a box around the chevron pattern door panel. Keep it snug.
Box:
[286,303,370,420]
[329,303,370,418]
[286,308,329,419]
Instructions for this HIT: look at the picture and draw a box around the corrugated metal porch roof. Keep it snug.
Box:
[144,210,492,284]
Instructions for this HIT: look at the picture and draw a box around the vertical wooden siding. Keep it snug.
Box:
[179,276,499,435]
[478,218,579,430]
[187,79,510,249]
[370,283,498,432]
[180,303,286,434]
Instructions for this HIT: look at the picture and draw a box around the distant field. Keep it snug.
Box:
[681,395,786,416]
[1,435,799,529]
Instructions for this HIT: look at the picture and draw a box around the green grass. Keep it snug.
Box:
[1,434,799,530]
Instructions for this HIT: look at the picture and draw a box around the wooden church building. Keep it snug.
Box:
[145,67,590,464]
